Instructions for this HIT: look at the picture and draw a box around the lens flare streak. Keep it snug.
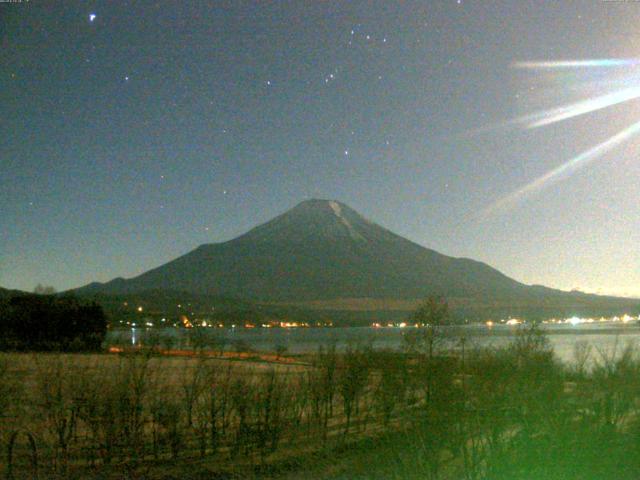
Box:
[522,87,640,128]
[478,58,640,218]
[481,119,640,217]
[514,59,639,69]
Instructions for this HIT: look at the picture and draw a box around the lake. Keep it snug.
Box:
[107,321,640,364]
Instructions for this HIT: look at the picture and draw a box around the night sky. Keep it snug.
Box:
[3,1,640,297]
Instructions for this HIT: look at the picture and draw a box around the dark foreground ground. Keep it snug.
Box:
[3,328,640,479]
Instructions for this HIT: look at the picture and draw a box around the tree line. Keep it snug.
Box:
[0,294,107,351]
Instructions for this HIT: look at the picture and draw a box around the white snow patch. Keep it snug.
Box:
[329,201,364,241]
[328,201,342,217]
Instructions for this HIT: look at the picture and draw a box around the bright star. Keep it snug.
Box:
[89,13,96,22]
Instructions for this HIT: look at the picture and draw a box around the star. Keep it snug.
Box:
[344,150,349,156]
[124,76,130,81]
[89,13,96,23]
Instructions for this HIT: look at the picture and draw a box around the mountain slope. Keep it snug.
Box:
[0,287,28,300]
[77,200,524,300]
[76,199,638,317]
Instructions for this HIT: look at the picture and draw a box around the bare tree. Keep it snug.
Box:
[33,284,56,295]
[405,296,450,359]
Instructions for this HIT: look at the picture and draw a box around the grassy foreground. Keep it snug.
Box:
[1,327,640,479]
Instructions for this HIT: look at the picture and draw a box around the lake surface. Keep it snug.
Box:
[107,321,640,364]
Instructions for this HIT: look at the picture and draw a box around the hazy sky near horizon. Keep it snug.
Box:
[2,1,640,297]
